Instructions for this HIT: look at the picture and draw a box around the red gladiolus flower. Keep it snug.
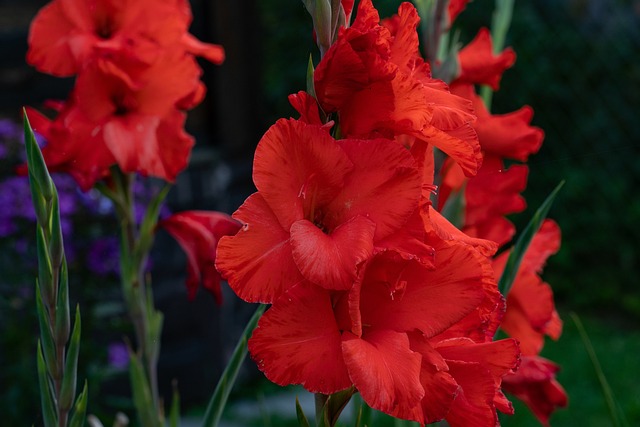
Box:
[247,234,503,423]
[160,211,241,303]
[456,28,516,91]
[448,0,471,25]
[312,0,482,177]
[27,0,223,84]
[495,220,563,355]
[216,118,425,303]
[502,356,568,426]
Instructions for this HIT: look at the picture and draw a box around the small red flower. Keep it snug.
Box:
[160,211,241,303]
[502,356,568,426]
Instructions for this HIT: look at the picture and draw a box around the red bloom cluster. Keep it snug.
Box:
[216,2,525,425]
[436,11,568,425]
[25,0,224,190]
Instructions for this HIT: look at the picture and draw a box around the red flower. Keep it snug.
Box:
[311,0,482,177]
[216,119,424,303]
[247,236,500,423]
[160,211,241,303]
[456,28,516,90]
[448,0,471,25]
[502,356,568,426]
[495,220,563,355]
[27,0,223,83]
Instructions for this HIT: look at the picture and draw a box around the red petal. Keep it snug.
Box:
[444,361,498,427]
[160,211,240,303]
[342,330,424,420]
[356,249,487,337]
[253,119,353,230]
[457,28,516,90]
[182,33,225,64]
[327,137,422,241]
[248,283,351,394]
[290,216,376,290]
[215,193,304,303]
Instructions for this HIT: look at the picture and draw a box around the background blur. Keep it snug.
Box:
[1,0,638,426]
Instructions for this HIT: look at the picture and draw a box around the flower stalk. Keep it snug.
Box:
[24,111,88,427]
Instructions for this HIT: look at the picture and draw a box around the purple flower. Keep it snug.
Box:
[87,237,119,276]
[108,342,129,370]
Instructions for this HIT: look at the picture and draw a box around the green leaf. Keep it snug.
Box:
[439,182,466,229]
[60,306,81,411]
[295,397,311,427]
[570,313,630,427]
[68,381,89,427]
[168,382,181,427]
[54,258,70,346]
[36,341,57,427]
[498,181,564,296]
[201,304,266,427]
[35,283,58,380]
[129,352,161,427]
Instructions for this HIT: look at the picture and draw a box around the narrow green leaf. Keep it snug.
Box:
[37,341,58,427]
[358,395,371,427]
[54,258,70,346]
[35,283,58,379]
[498,181,564,296]
[439,183,466,229]
[201,304,266,427]
[23,110,54,203]
[168,382,181,427]
[295,397,311,427]
[60,306,81,411]
[570,313,629,427]
[68,381,89,427]
[129,352,161,427]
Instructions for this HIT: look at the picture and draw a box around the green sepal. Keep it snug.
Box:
[498,181,564,296]
[129,351,161,427]
[35,283,58,380]
[60,305,81,411]
[317,387,355,427]
[168,382,181,427]
[134,184,171,269]
[36,341,58,427]
[36,226,54,305]
[54,258,70,347]
[314,0,332,54]
[296,397,311,427]
[306,55,317,99]
[48,190,64,269]
[68,381,89,427]
[201,304,266,427]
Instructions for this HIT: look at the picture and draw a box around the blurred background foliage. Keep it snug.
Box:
[1,0,639,426]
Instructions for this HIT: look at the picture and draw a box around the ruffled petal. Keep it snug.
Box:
[253,119,353,230]
[290,216,376,290]
[249,283,352,394]
[457,28,516,90]
[327,137,422,241]
[216,193,304,303]
[342,330,424,420]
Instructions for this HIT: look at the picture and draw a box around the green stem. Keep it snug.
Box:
[481,0,515,109]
